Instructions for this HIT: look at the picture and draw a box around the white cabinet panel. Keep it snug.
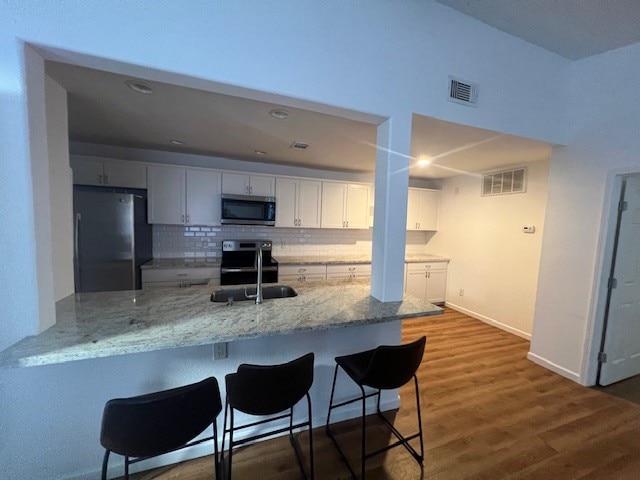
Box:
[222,173,274,196]
[346,183,370,229]
[321,182,348,228]
[70,156,147,188]
[405,262,447,304]
[186,169,221,226]
[148,165,185,224]
[148,166,221,226]
[321,182,370,229]
[326,263,371,280]
[279,264,326,283]
[276,177,322,228]
[142,267,218,289]
[275,178,298,228]
[406,188,439,231]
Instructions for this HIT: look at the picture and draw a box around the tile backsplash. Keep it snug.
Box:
[152,225,432,258]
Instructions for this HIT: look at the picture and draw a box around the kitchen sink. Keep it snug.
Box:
[210,285,298,303]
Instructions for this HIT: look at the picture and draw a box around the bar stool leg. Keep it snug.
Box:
[101,450,110,480]
[414,375,424,463]
[360,386,367,479]
[307,392,315,480]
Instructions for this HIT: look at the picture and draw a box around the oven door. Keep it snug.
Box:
[220,266,278,285]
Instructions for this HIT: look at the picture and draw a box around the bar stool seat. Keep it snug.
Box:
[326,336,427,479]
[222,352,315,479]
[100,376,222,480]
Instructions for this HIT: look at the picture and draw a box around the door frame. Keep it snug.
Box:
[582,167,640,386]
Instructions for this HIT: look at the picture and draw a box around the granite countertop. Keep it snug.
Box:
[0,280,442,368]
[275,254,449,265]
[141,258,221,269]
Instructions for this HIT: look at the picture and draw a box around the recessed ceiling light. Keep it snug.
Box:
[417,157,432,167]
[170,139,185,145]
[269,108,290,120]
[125,80,153,94]
[254,150,268,156]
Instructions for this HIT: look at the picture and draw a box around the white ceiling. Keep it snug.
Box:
[435,0,640,60]
[47,61,553,180]
[45,2,640,181]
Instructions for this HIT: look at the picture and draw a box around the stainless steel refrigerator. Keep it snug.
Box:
[73,187,152,292]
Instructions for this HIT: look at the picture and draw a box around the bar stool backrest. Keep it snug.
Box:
[360,336,426,389]
[226,352,314,415]
[100,377,222,459]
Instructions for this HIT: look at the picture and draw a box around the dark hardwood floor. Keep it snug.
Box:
[122,308,640,479]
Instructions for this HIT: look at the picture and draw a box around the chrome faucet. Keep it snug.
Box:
[244,244,264,304]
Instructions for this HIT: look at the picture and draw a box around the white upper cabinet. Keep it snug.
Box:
[321,182,370,229]
[148,165,221,226]
[406,188,439,231]
[70,155,147,189]
[186,169,222,226]
[276,177,322,228]
[222,172,275,196]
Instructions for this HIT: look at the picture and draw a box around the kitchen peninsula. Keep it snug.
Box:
[0,279,442,368]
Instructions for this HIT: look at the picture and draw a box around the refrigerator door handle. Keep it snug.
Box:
[74,212,81,292]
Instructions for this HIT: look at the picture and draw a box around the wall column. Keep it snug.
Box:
[371,115,411,301]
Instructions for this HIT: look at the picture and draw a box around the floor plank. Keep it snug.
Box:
[119,307,640,479]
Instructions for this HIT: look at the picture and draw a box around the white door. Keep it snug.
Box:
[321,182,347,228]
[249,175,275,196]
[345,184,369,228]
[298,180,322,228]
[147,165,185,224]
[186,169,221,226]
[417,190,439,231]
[222,173,249,195]
[599,175,640,385]
[275,178,297,227]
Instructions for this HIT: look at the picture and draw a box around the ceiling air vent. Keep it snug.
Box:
[482,167,527,196]
[448,75,479,107]
[290,141,311,150]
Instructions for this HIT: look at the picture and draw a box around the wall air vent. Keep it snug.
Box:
[448,75,479,107]
[290,141,311,150]
[482,167,527,196]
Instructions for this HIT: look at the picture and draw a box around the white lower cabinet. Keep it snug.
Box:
[405,262,447,304]
[326,263,371,281]
[278,265,327,284]
[141,267,219,289]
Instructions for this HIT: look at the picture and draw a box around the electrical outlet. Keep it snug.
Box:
[213,342,228,360]
[458,289,464,297]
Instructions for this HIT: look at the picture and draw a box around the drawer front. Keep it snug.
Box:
[279,265,327,276]
[142,267,218,283]
[406,262,447,273]
[326,264,371,275]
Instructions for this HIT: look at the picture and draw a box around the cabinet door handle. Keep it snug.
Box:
[98,174,103,184]
[186,214,190,224]
[104,174,109,185]
[181,214,185,223]
[177,273,188,277]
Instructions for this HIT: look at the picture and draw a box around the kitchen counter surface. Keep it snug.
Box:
[275,254,449,265]
[141,258,221,269]
[0,280,442,368]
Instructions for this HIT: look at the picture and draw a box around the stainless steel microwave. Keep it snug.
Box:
[221,194,276,226]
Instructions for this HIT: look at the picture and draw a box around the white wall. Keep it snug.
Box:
[530,42,640,384]
[46,75,75,301]
[0,1,571,478]
[428,160,550,338]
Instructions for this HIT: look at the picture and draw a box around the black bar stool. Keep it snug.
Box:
[222,352,315,479]
[100,376,222,480]
[325,336,427,479]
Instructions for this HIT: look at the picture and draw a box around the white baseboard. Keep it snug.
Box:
[445,303,531,340]
[526,351,582,384]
